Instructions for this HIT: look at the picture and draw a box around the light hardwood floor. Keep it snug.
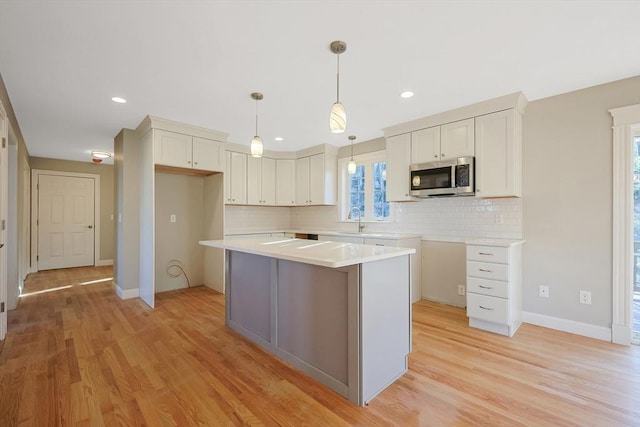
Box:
[1,266,639,426]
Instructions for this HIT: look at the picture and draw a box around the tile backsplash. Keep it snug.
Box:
[227,197,522,241]
[225,205,291,234]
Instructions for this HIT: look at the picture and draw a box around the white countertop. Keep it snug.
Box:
[225,229,422,240]
[200,237,416,268]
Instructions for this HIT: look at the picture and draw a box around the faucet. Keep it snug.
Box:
[348,206,365,233]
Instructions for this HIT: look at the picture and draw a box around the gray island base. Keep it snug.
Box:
[199,238,414,406]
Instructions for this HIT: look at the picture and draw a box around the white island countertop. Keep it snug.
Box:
[200,237,416,268]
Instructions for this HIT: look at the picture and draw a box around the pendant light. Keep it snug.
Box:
[329,40,347,133]
[250,92,264,158]
[348,135,357,174]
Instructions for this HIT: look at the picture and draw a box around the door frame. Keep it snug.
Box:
[611,104,640,345]
[30,169,101,272]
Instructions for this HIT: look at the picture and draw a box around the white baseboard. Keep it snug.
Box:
[522,311,612,342]
[612,324,632,346]
[95,259,113,267]
[113,281,140,300]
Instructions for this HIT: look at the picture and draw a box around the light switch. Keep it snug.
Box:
[170,214,176,223]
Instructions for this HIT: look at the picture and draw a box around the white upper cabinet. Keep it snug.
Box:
[295,153,336,205]
[192,136,224,172]
[411,126,441,164]
[386,133,413,202]
[225,151,247,204]
[475,109,522,198]
[154,129,223,172]
[439,118,475,160]
[247,156,276,205]
[276,159,296,206]
[295,156,311,205]
[154,129,191,168]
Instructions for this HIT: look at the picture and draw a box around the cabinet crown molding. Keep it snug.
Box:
[383,92,528,138]
[136,115,229,142]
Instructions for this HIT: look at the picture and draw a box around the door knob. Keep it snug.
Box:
[88,225,93,229]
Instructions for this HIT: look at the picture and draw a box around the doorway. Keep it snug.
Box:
[31,170,100,271]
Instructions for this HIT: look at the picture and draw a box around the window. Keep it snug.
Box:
[339,150,392,222]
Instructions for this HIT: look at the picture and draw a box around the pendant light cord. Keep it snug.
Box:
[255,99,259,136]
[336,54,340,102]
[351,136,354,161]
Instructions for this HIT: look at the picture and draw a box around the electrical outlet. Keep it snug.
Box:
[457,285,465,296]
[495,213,504,225]
[170,214,176,223]
[580,290,592,305]
[539,285,549,298]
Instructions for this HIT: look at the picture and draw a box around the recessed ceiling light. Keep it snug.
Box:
[400,91,414,99]
[111,96,127,104]
[275,137,284,141]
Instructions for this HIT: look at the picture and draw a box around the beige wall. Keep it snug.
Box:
[154,172,205,292]
[29,157,114,262]
[522,75,640,327]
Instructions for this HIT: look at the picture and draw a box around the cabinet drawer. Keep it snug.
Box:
[467,261,508,281]
[467,245,508,263]
[363,238,397,247]
[467,277,508,298]
[467,293,508,324]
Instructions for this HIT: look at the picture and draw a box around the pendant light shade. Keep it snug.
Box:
[251,135,263,158]
[331,102,347,134]
[348,135,357,174]
[250,92,264,158]
[329,41,347,133]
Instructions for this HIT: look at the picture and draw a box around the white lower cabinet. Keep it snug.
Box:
[466,240,524,337]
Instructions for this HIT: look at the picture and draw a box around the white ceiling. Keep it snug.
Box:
[1,1,639,164]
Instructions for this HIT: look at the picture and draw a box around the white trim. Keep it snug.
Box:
[610,104,640,346]
[112,281,140,299]
[95,259,113,267]
[522,311,612,342]
[31,169,101,271]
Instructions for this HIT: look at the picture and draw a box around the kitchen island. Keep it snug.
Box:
[199,237,415,406]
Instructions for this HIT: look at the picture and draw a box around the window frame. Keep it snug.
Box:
[338,150,394,223]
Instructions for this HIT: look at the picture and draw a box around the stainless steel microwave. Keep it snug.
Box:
[409,156,475,197]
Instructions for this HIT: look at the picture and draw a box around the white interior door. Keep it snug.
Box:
[38,174,95,270]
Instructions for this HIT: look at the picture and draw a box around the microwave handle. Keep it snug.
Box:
[451,166,456,188]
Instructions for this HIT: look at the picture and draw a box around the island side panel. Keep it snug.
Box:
[277,260,349,385]
[227,251,272,343]
[360,254,411,404]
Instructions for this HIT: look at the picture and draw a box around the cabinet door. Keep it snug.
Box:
[386,134,413,202]
[228,151,247,204]
[308,153,325,205]
[192,136,223,172]
[440,118,475,160]
[246,155,262,205]
[411,126,440,163]
[261,157,276,205]
[475,109,521,197]
[154,129,192,168]
[276,159,296,205]
[295,157,310,205]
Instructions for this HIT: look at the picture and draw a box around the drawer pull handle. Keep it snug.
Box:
[479,305,494,311]
[479,285,493,290]
[478,252,494,256]
[479,268,492,273]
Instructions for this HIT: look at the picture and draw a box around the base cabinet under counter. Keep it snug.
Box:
[466,239,524,337]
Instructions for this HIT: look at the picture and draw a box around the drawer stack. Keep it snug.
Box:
[466,240,524,337]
